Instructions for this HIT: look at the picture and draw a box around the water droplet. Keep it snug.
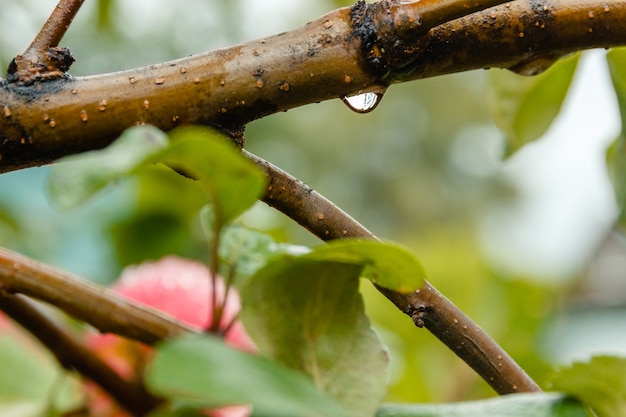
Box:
[80,109,88,122]
[342,89,385,114]
[154,77,166,85]
[98,99,107,112]
[3,106,11,118]
[143,99,150,110]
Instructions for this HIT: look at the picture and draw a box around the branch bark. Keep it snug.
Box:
[1,0,625,171]
[7,0,83,85]
[0,292,160,415]
[245,150,541,395]
[0,246,196,345]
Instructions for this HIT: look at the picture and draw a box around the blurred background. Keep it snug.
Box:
[1,0,625,404]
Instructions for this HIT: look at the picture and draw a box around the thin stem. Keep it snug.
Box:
[208,215,222,332]
[0,246,195,345]
[243,149,541,395]
[7,0,83,83]
[25,0,84,53]
[0,292,160,415]
[219,264,238,336]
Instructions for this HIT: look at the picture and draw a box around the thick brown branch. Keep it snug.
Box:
[0,247,196,345]
[244,150,541,395]
[1,0,625,172]
[0,292,160,415]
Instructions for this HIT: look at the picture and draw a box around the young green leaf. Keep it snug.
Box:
[0,335,83,416]
[240,258,389,417]
[607,48,626,135]
[606,48,626,226]
[217,221,309,286]
[548,355,626,417]
[144,334,346,417]
[47,125,169,210]
[304,239,425,293]
[376,393,587,417]
[154,127,266,225]
[488,54,579,155]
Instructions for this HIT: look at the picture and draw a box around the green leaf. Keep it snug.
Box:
[109,164,208,266]
[606,136,626,226]
[607,47,626,136]
[154,126,266,225]
[0,335,83,416]
[144,335,346,417]
[606,48,626,226]
[376,393,587,417]
[304,239,425,293]
[240,258,389,417]
[47,125,169,210]
[216,220,310,286]
[488,54,579,155]
[548,355,626,417]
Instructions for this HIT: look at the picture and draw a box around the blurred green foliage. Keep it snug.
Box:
[0,0,621,408]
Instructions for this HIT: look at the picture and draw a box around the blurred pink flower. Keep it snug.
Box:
[87,255,255,417]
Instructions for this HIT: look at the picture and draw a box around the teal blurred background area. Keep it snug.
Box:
[1,0,626,404]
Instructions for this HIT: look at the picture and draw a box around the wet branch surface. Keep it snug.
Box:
[246,151,541,395]
[1,0,625,171]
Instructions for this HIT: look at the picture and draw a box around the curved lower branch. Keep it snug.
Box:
[0,246,196,344]
[0,292,160,415]
[244,150,541,395]
[1,0,625,172]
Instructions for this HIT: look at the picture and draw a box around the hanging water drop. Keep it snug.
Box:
[342,91,385,114]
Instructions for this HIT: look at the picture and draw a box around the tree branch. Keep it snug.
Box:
[7,0,83,85]
[1,0,624,172]
[0,292,160,415]
[244,150,541,395]
[0,246,196,345]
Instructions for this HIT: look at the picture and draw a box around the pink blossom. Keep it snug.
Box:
[87,255,255,417]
